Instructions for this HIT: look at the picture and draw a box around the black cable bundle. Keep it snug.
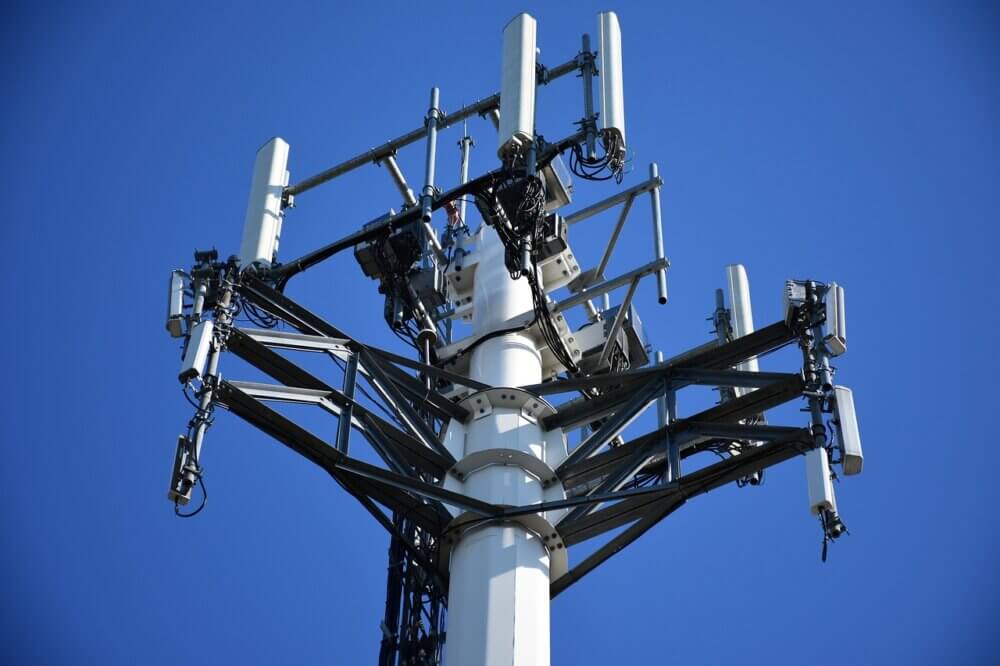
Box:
[525,263,579,375]
[473,173,579,375]
[241,296,280,328]
[569,132,626,184]
[174,383,214,518]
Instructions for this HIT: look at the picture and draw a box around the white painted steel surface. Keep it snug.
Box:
[498,13,537,156]
[724,264,763,463]
[825,282,847,356]
[725,264,760,390]
[833,385,863,475]
[179,320,214,383]
[166,270,186,337]
[470,227,541,387]
[806,447,837,515]
[239,137,290,268]
[597,11,626,148]
[448,526,550,666]
[445,224,555,666]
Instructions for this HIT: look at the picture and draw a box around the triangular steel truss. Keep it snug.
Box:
[206,277,818,604]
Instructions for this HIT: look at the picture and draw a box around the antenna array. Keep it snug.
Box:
[164,11,863,665]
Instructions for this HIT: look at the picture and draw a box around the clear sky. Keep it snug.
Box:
[1,1,997,664]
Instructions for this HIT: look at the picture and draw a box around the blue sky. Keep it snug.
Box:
[1,1,997,664]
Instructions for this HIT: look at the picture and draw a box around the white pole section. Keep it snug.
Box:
[445,227,552,666]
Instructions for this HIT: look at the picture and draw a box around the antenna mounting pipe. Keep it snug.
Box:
[421,88,441,224]
[580,34,597,160]
[283,57,578,198]
[458,134,473,223]
[380,154,418,207]
[649,162,668,304]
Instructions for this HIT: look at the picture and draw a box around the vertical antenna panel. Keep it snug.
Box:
[239,137,290,268]
[166,270,186,337]
[725,264,759,375]
[498,13,537,156]
[833,386,863,475]
[597,11,626,152]
[179,320,214,383]
[805,447,837,515]
[825,282,847,355]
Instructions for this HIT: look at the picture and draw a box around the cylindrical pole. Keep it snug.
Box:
[421,88,441,224]
[655,350,667,428]
[581,34,597,160]
[445,227,552,666]
[725,263,760,390]
[419,333,434,392]
[191,280,208,319]
[191,276,233,464]
[665,386,679,482]
[649,162,668,304]
[458,131,473,224]
[336,353,359,454]
[382,154,418,207]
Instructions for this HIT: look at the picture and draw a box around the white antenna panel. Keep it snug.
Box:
[498,13,537,156]
[805,447,837,515]
[597,11,626,151]
[833,386,863,475]
[179,320,214,384]
[166,270,186,337]
[825,282,847,356]
[272,168,291,258]
[239,137,290,268]
[725,264,759,376]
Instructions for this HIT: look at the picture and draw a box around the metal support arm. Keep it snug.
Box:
[284,57,579,197]
[555,379,664,473]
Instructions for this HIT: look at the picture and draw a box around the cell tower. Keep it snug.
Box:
[164,11,863,665]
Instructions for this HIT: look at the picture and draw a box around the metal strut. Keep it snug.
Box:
[163,15,863,664]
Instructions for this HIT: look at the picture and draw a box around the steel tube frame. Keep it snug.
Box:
[558,441,657,524]
[273,129,587,281]
[554,258,668,313]
[458,132,473,224]
[550,496,683,598]
[225,381,448,479]
[188,276,234,466]
[336,472,447,592]
[238,278,471,421]
[284,57,579,197]
[218,380,495,516]
[648,162,668,304]
[665,386,680,481]
[557,397,808,492]
[596,275,640,368]
[593,192,635,282]
[336,352,359,454]
[160,16,863,663]
[580,33,597,160]
[213,324,816,608]
[381,154,418,207]
[562,175,662,225]
[556,378,664,472]
[421,88,440,225]
[358,351,456,465]
[221,379,809,550]
[224,335,451,477]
